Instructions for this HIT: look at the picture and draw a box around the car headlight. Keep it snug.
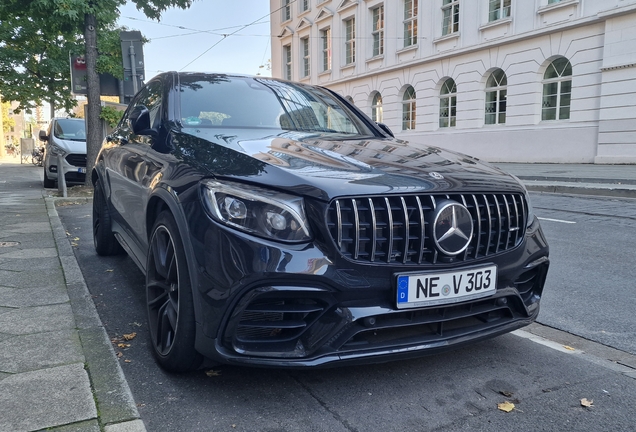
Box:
[49,143,68,157]
[201,180,312,243]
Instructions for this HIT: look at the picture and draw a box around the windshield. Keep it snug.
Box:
[177,75,375,137]
[53,119,86,141]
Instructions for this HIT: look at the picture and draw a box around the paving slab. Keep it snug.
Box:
[0,330,84,373]
[0,263,65,288]
[0,303,75,335]
[48,419,101,432]
[0,285,69,307]
[0,363,97,432]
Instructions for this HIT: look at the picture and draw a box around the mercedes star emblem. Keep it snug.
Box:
[433,201,474,256]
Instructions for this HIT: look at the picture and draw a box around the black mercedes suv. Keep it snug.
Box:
[92,72,549,372]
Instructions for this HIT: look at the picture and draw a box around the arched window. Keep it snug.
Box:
[485,69,507,125]
[542,57,572,121]
[439,78,457,128]
[402,86,416,130]
[371,92,383,123]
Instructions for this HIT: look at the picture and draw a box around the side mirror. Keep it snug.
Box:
[376,122,394,138]
[38,130,49,142]
[128,105,156,137]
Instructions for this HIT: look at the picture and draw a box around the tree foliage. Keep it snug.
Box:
[1,0,195,185]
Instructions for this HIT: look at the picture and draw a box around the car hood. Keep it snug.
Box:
[53,137,86,153]
[174,128,524,201]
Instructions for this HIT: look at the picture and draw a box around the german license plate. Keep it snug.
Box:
[396,265,497,309]
[78,167,86,174]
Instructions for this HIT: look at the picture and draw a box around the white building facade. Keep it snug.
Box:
[270,0,636,164]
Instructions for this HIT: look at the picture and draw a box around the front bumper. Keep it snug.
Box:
[186,202,549,368]
[45,153,87,183]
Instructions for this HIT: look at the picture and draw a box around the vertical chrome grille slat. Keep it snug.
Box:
[385,197,394,263]
[415,196,425,264]
[483,194,492,255]
[327,192,526,265]
[352,199,360,260]
[493,195,502,254]
[460,195,470,261]
[336,200,342,249]
[401,197,409,264]
[369,198,377,262]
[502,195,512,249]
[471,194,481,259]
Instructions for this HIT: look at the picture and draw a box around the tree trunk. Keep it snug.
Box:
[84,13,101,186]
[49,98,55,119]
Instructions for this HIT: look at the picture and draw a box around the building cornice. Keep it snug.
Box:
[325,7,634,86]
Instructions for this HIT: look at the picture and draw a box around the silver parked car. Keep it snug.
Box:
[39,117,87,188]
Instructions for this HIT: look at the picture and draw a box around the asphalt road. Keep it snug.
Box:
[56,193,636,431]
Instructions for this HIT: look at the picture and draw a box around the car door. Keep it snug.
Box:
[104,80,164,261]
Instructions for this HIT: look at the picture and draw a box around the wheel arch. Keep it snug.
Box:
[146,189,205,326]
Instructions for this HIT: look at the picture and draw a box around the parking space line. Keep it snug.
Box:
[537,217,576,224]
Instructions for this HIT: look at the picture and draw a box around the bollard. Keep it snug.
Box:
[57,154,67,197]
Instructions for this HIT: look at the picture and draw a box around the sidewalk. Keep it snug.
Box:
[0,155,634,431]
[0,157,145,432]
[495,162,636,199]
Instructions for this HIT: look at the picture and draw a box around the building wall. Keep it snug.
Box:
[270,0,636,163]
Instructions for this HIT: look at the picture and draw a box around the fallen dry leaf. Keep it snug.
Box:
[106,269,114,272]
[73,237,80,241]
[205,369,222,377]
[580,398,594,407]
[497,401,515,412]
[124,359,131,363]
[564,345,576,351]
[116,351,123,358]
[123,332,137,341]
[117,343,131,348]
[500,390,513,397]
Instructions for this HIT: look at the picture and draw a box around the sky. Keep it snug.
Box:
[117,0,273,80]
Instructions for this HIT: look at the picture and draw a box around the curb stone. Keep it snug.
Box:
[46,197,145,431]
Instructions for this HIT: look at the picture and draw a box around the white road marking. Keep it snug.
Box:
[538,217,576,224]
[512,330,582,354]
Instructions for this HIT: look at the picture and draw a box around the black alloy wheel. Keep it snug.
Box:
[146,211,202,373]
[93,181,123,256]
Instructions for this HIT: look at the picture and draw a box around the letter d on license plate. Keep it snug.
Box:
[395,264,497,309]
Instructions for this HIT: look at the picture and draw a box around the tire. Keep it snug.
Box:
[146,211,202,373]
[43,164,55,188]
[93,181,124,256]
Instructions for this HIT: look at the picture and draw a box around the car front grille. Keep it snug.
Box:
[326,193,527,265]
[66,153,86,167]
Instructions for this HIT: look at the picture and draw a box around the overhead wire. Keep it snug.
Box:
[178,0,298,70]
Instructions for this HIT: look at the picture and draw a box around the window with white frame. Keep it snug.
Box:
[488,0,510,22]
[372,92,383,122]
[542,57,572,120]
[344,17,356,65]
[372,5,385,57]
[439,78,457,127]
[321,28,332,71]
[300,0,310,13]
[301,37,310,78]
[485,69,507,125]
[282,0,291,21]
[442,0,459,36]
[402,86,416,130]
[404,0,418,47]
[548,0,562,4]
[283,44,292,80]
